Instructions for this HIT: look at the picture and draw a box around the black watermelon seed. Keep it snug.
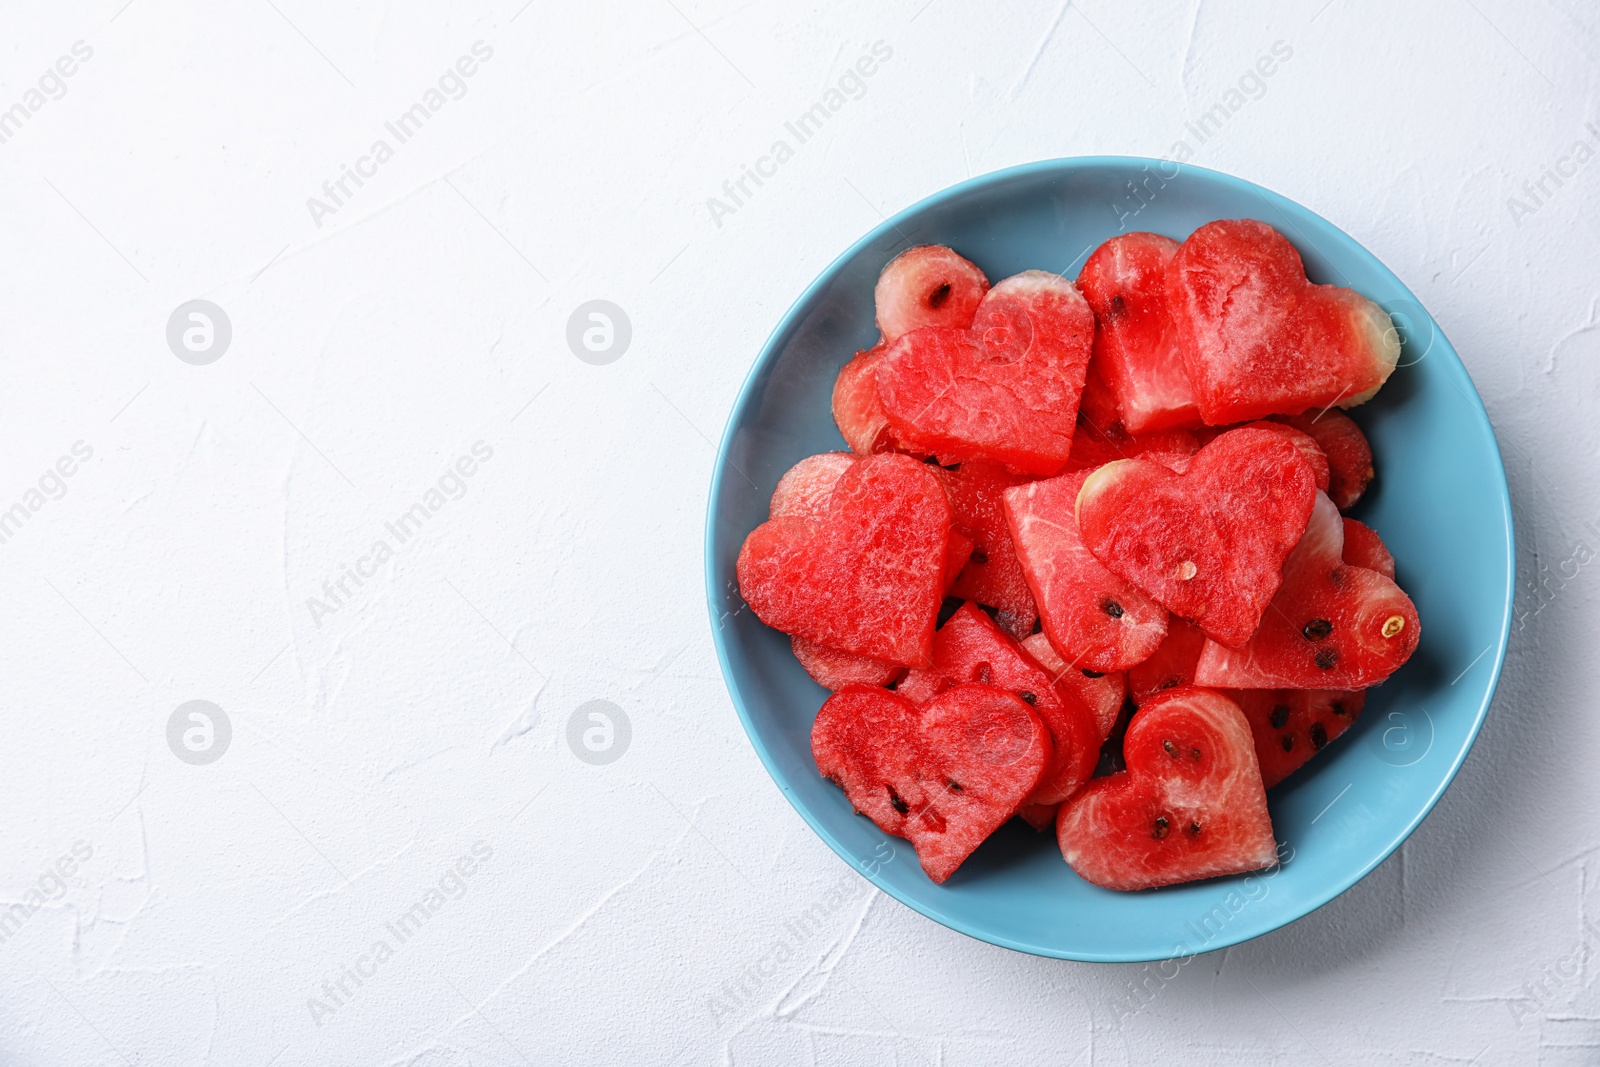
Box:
[1163,739,1178,757]
[1269,704,1290,729]
[946,780,963,793]
[1310,722,1329,749]
[927,282,952,309]
[1302,619,1333,641]
[1190,748,1201,761]
[1108,294,1127,319]
[1188,821,1202,836]
[888,788,909,814]
[1314,648,1339,670]
[1332,701,1348,717]
[1280,734,1294,752]
[1019,691,1037,705]
[1082,668,1105,678]
[1102,598,1125,619]
[1152,816,1170,839]
[970,549,989,565]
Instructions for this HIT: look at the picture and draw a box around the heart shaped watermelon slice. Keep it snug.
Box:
[1056,686,1278,891]
[812,683,1049,883]
[877,271,1095,475]
[894,603,1099,806]
[1005,468,1169,673]
[1167,219,1400,423]
[1193,492,1420,689]
[1077,232,1202,433]
[1075,426,1319,648]
[737,453,951,666]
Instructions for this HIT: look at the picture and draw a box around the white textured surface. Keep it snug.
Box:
[0,1,1595,1063]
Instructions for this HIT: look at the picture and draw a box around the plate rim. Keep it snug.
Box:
[703,154,1515,963]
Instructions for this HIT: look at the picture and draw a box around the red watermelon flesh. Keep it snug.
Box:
[1235,421,1329,493]
[1056,686,1278,891]
[876,271,1095,475]
[1019,802,1060,832]
[1341,517,1395,579]
[943,527,976,592]
[1020,632,1126,742]
[1232,688,1367,788]
[893,603,1099,806]
[832,344,898,456]
[737,454,951,666]
[1273,409,1374,510]
[792,635,905,691]
[937,460,1039,638]
[1078,232,1202,433]
[1193,493,1420,689]
[1005,469,1169,673]
[812,683,1048,883]
[1167,219,1401,424]
[874,245,990,343]
[1075,427,1318,648]
[1126,617,1207,705]
[1064,416,1201,472]
[770,452,858,520]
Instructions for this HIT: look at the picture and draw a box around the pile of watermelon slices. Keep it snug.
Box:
[737,221,1419,891]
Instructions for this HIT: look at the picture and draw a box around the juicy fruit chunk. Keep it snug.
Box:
[937,460,1038,638]
[1078,233,1201,432]
[1167,219,1401,423]
[1341,517,1395,578]
[738,454,951,666]
[1233,689,1367,788]
[812,684,1048,883]
[1021,632,1127,741]
[875,245,990,343]
[1057,686,1277,891]
[1127,617,1206,705]
[1065,418,1200,472]
[1075,427,1319,648]
[1236,421,1329,493]
[770,452,857,520]
[791,635,904,691]
[877,272,1095,475]
[1194,493,1420,689]
[1274,410,1374,510]
[1006,469,1168,673]
[832,344,897,455]
[894,604,1099,806]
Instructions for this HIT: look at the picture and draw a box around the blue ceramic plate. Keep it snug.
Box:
[705,157,1513,962]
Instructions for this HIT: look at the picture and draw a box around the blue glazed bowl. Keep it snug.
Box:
[704,157,1513,962]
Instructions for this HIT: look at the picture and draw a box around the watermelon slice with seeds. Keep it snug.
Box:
[812,683,1049,883]
[1078,232,1202,432]
[1005,469,1169,673]
[737,454,951,666]
[1075,427,1319,648]
[1056,686,1278,891]
[894,603,1099,806]
[1020,632,1127,741]
[874,245,990,343]
[1232,688,1367,788]
[876,272,1095,475]
[936,460,1038,638]
[1167,219,1401,423]
[1193,493,1420,689]
[1273,409,1375,510]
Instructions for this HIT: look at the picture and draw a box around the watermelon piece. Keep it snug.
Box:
[737,454,951,666]
[832,344,898,456]
[792,635,904,691]
[1232,688,1367,788]
[1236,421,1329,493]
[1077,232,1202,433]
[1341,517,1395,579]
[943,527,976,592]
[1167,219,1401,423]
[893,604,1099,806]
[1018,802,1059,832]
[1193,493,1420,689]
[1064,417,1201,472]
[1056,686,1277,891]
[876,272,1095,475]
[874,245,990,343]
[1273,410,1375,510]
[1126,617,1207,705]
[1020,632,1126,742]
[1005,469,1169,673]
[770,452,857,520]
[812,683,1048,883]
[1075,427,1319,648]
[937,460,1038,638]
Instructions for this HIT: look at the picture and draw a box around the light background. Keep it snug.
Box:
[0,0,1595,1064]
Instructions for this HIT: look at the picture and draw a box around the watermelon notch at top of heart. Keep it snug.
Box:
[1167,219,1401,424]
